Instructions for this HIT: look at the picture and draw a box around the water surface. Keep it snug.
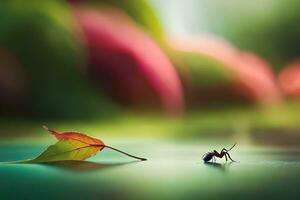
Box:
[0,141,299,200]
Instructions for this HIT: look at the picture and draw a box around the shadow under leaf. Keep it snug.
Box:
[43,160,139,172]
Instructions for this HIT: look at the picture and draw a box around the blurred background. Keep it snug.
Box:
[1,1,300,200]
[0,0,300,146]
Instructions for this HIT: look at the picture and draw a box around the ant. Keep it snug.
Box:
[202,143,237,163]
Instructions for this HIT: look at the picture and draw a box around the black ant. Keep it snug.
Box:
[202,143,237,163]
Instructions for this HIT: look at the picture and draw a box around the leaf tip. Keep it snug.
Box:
[42,125,57,136]
[42,125,49,131]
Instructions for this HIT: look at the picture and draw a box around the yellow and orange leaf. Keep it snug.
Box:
[29,139,102,163]
[2,127,147,163]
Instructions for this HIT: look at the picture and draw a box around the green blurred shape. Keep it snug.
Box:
[200,0,300,70]
[0,0,118,119]
[176,51,233,87]
[171,49,236,107]
[87,0,164,40]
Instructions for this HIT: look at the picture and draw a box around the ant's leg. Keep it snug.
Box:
[221,149,228,161]
[226,152,235,162]
[224,153,228,162]
[222,143,237,152]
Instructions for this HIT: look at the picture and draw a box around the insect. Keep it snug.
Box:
[202,143,237,163]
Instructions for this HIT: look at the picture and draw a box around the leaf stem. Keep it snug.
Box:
[104,145,147,161]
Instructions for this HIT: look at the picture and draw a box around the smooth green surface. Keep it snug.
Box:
[2,103,300,146]
[0,140,299,200]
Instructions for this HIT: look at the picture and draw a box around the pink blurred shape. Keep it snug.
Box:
[169,35,281,103]
[73,6,184,114]
[278,60,300,97]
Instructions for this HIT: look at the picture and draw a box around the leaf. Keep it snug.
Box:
[3,126,147,164]
[29,139,102,163]
[43,126,104,146]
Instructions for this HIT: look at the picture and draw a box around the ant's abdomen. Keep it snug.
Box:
[203,153,213,162]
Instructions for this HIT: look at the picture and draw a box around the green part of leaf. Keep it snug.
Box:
[27,139,103,163]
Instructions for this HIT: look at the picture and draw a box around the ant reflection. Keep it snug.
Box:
[204,161,234,172]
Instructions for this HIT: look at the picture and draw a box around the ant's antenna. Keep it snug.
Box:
[227,143,237,152]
